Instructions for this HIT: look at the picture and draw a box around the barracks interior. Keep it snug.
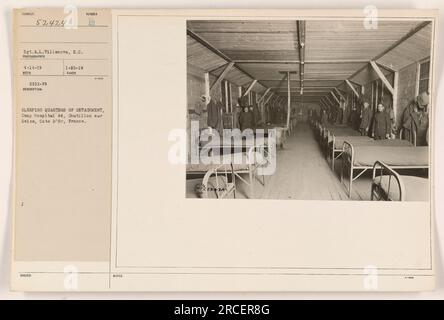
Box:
[185,20,432,201]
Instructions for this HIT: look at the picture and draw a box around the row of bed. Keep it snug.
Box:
[186,122,290,199]
[311,120,430,201]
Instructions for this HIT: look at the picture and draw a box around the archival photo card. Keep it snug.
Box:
[10,8,438,292]
[185,19,432,201]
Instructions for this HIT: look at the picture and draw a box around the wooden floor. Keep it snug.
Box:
[187,122,373,200]
[254,122,372,200]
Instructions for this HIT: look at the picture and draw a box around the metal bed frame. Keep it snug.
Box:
[326,129,363,170]
[399,128,417,146]
[188,144,272,199]
[370,160,405,201]
[327,128,417,171]
[340,141,428,198]
[318,124,349,157]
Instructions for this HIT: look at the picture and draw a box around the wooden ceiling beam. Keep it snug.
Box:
[321,97,329,108]
[347,21,431,80]
[375,61,397,73]
[286,72,291,129]
[276,92,332,95]
[242,79,258,97]
[187,29,231,61]
[334,87,346,100]
[187,28,270,92]
[325,94,336,106]
[345,79,360,98]
[234,59,368,64]
[236,60,300,64]
[258,88,271,103]
[210,62,234,92]
[297,20,306,96]
[370,60,394,95]
[195,30,296,34]
[257,78,347,81]
[271,86,337,89]
[320,98,329,109]
[288,96,328,98]
[330,91,340,104]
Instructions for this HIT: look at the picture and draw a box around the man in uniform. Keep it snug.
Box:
[238,106,255,132]
[372,103,391,140]
[401,92,429,146]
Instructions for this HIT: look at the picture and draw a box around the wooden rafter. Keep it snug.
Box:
[370,61,394,95]
[297,20,306,96]
[330,91,340,104]
[234,59,369,64]
[334,87,346,100]
[210,62,234,92]
[263,92,274,105]
[320,98,329,109]
[258,88,271,103]
[345,80,360,98]
[242,79,258,97]
[271,86,336,90]
[348,21,431,80]
[187,28,271,95]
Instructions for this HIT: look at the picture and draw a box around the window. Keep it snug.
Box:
[418,60,430,95]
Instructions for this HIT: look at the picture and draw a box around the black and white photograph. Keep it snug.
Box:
[186,19,432,201]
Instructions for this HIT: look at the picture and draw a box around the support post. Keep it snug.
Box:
[204,72,210,98]
[286,72,291,129]
[393,70,399,123]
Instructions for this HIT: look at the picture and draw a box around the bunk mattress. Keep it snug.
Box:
[352,146,429,167]
[334,137,413,149]
[376,175,429,201]
[328,128,361,137]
